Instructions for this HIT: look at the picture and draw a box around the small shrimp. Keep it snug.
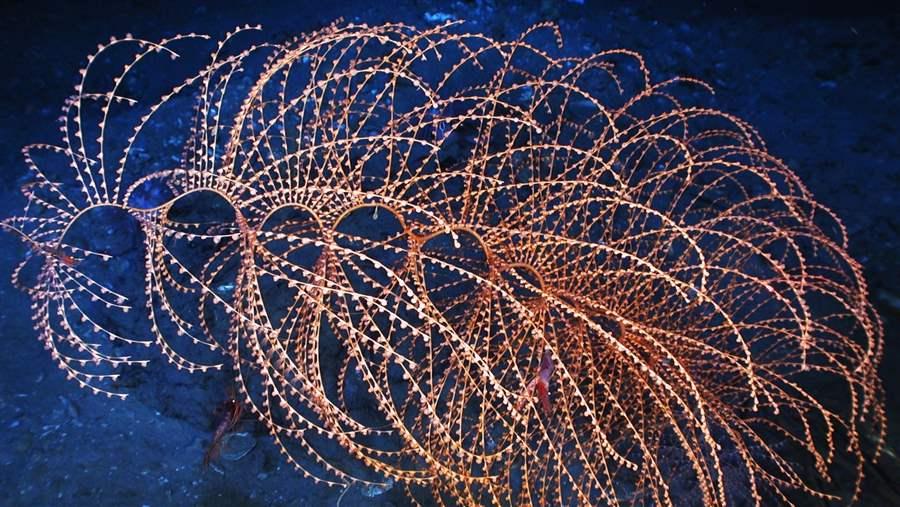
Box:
[39,245,79,267]
[203,390,244,467]
[516,348,555,416]
[55,251,78,267]
[0,223,79,267]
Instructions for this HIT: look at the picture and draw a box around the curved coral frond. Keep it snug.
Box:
[5,21,885,506]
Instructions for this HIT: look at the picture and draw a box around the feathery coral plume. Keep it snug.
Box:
[3,21,885,505]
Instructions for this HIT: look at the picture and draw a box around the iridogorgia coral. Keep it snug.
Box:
[2,22,886,506]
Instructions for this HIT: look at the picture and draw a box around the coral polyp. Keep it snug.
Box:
[2,21,885,505]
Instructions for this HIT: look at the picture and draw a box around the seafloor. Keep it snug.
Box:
[0,1,897,506]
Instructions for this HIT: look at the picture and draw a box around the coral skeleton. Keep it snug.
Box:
[2,21,886,505]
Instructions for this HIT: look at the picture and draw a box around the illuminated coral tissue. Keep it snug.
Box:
[1,21,886,506]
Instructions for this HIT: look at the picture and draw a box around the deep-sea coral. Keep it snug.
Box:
[2,21,886,505]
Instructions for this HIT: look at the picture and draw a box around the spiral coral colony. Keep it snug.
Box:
[2,22,886,505]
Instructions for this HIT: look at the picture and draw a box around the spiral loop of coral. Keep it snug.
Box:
[2,22,885,505]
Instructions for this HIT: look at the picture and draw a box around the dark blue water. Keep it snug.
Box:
[0,1,897,505]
